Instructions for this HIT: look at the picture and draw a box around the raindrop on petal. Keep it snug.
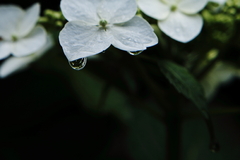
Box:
[68,58,87,70]
[127,50,144,56]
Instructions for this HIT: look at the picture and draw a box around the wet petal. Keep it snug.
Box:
[178,0,208,14]
[98,0,137,23]
[158,11,203,43]
[60,0,100,24]
[13,26,47,57]
[0,42,13,60]
[137,0,170,20]
[17,3,40,37]
[111,16,158,51]
[59,21,112,61]
[0,5,24,40]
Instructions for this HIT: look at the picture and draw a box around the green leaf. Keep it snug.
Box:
[159,60,209,119]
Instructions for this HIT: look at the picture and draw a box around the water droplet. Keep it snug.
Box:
[69,58,87,70]
[210,142,220,153]
[127,50,144,56]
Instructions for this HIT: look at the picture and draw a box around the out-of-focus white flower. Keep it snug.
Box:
[0,35,54,78]
[137,0,208,43]
[59,0,158,61]
[0,3,47,59]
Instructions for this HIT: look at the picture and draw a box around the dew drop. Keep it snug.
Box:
[69,58,87,70]
[209,142,220,153]
[127,50,144,56]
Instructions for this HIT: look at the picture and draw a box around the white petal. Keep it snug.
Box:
[0,35,54,78]
[0,54,35,78]
[34,34,54,58]
[17,3,40,38]
[59,21,112,61]
[158,11,203,43]
[60,0,100,24]
[111,16,158,51]
[178,0,208,14]
[0,5,24,40]
[97,0,137,23]
[0,42,13,60]
[12,26,47,57]
[137,0,170,20]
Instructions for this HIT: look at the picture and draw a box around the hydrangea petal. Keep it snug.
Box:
[17,3,40,38]
[59,21,112,61]
[158,11,203,43]
[111,16,158,51]
[60,0,100,24]
[0,5,24,40]
[98,0,137,24]
[0,55,34,78]
[0,35,53,78]
[13,26,47,57]
[0,42,13,60]
[137,0,170,20]
[178,0,208,14]
[164,0,179,5]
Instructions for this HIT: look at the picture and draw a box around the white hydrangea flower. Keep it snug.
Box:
[0,35,53,78]
[0,3,47,59]
[59,0,158,61]
[137,0,208,43]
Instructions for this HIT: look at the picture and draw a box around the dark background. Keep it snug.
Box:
[1,0,240,160]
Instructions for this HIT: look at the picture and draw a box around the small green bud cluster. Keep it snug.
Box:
[38,9,65,27]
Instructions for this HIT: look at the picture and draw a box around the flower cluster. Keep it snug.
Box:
[0,0,228,74]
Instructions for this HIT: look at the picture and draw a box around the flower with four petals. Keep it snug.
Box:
[59,0,158,61]
[137,0,209,43]
[0,3,47,59]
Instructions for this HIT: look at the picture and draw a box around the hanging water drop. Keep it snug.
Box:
[69,58,87,70]
[127,50,144,56]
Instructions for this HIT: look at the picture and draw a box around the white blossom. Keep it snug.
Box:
[59,0,158,61]
[137,0,208,43]
[0,35,53,78]
[0,3,47,59]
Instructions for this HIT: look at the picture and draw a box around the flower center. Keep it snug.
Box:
[12,35,18,42]
[171,5,177,12]
[99,20,108,30]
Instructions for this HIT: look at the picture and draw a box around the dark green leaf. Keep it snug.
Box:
[159,60,209,118]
